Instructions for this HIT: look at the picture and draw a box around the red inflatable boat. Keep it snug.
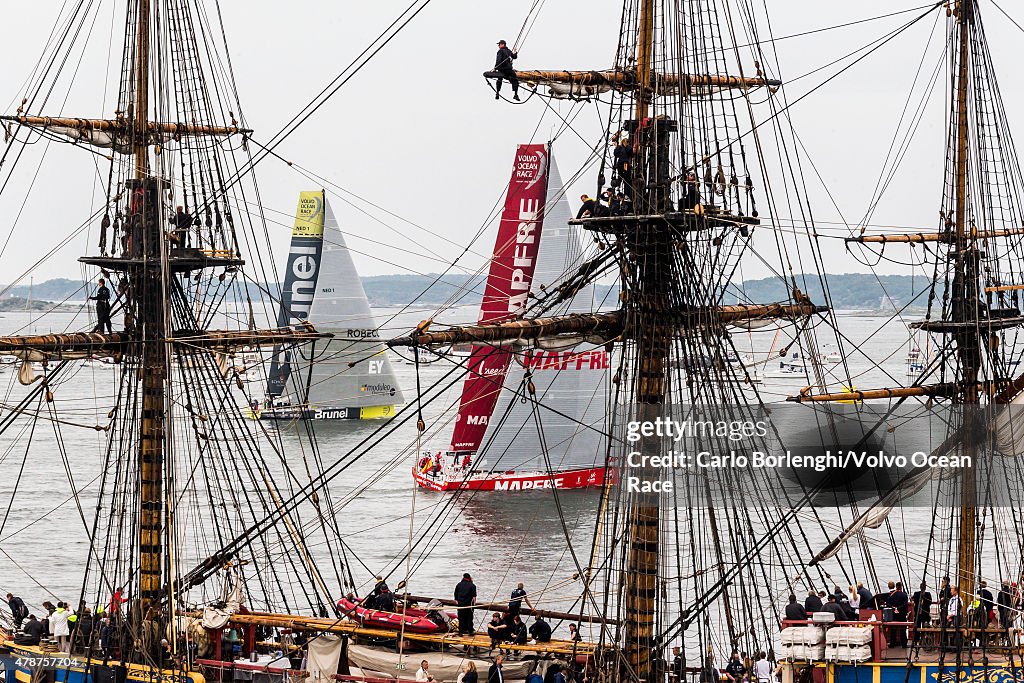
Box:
[336,598,450,634]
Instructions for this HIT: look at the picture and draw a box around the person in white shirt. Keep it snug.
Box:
[416,661,434,683]
[752,652,772,683]
[947,587,962,649]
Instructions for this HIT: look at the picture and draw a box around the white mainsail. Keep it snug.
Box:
[266,191,403,418]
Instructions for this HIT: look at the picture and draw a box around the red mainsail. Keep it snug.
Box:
[449,143,549,451]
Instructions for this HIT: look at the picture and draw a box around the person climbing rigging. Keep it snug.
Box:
[494,40,519,101]
[576,194,599,219]
[90,278,113,334]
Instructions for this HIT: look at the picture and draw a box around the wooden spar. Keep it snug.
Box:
[848,227,1024,244]
[985,284,1024,293]
[0,327,328,358]
[787,381,1007,403]
[953,0,979,600]
[400,593,618,626]
[504,70,781,94]
[622,2,661,676]
[388,303,824,349]
[0,115,251,138]
[132,0,163,627]
[388,312,623,348]
[225,611,602,657]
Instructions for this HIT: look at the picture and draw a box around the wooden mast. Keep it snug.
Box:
[952,0,978,601]
[131,0,166,626]
[622,0,666,678]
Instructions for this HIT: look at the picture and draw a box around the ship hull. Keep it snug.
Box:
[412,465,605,491]
[246,404,397,421]
[0,640,204,683]
[827,660,1024,683]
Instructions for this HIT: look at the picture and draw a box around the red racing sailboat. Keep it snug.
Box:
[413,143,610,492]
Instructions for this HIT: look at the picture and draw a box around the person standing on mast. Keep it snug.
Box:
[493,40,519,101]
[90,278,113,334]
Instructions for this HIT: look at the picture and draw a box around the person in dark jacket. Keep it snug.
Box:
[911,582,933,630]
[529,616,552,642]
[887,582,909,647]
[724,651,745,683]
[998,581,1013,628]
[508,583,531,618]
[486,612,507,647]
[804,590,823,614]
[821,594,846,620]
[856,582,874,610]
[493,40,519,100]
[784,594,808,622]
[7,593,27,629]
[979,581,995,624]
[577,195,599,220]
[454,573,477,635]
[680,172,700,210]
[90,278,113,334]
[488,654,506,683]
[506,615,527,645]
[612,138,633,189]
[14,615,43,645]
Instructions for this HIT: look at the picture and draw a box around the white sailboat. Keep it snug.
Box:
[254,191,404,420]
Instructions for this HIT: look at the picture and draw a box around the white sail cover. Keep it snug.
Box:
[267,192,403,415]
[476,156,609,472]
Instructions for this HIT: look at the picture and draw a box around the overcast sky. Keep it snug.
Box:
[1,1,1023,286]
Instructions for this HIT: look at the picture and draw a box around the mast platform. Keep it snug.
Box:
[80,249,245,273]
[568,209,759,235]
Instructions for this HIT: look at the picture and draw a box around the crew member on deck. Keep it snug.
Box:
[508,582,532,618]
[784,594,807,621]
[90,278,113,334]
[454,572,477,635]
[506,615,527,645]
[529,615,551,642]
[487,612,507,648]
[804,589,822,614]
[681,172,700,211]
[494,40,519,101]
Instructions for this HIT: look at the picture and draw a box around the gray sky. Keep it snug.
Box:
[1,1,1023,286]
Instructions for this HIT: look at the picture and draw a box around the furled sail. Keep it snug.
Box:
[476,153,609,473]
[449,144,549,451]
[266,191,402,416]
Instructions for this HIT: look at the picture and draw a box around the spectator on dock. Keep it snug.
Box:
[804,590,822,614]
[784,594,807,621]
